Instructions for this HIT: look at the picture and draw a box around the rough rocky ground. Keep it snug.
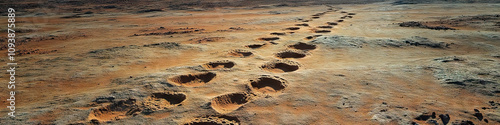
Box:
[0,0,499,125]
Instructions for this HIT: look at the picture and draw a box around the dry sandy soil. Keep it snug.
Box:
[0,0,499,125]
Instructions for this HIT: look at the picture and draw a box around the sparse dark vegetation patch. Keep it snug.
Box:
[399,21,456,30]
[402,36,449,48]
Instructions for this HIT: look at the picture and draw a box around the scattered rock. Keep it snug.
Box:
[399,21,456,30]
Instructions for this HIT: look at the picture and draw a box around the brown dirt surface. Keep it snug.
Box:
[1,0,499,125]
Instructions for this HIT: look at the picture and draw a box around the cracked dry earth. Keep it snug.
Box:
[1,1,500,125]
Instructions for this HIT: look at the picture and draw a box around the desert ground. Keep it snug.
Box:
[0,0,499,124]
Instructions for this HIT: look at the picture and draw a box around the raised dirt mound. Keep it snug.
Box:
[228,49,253,57]
[260,60,301,73]
[211,93,251,114]
[203,60,235,70]
[249,75,288,94]
[168,72,217,87]
[288,42,317,51]
[142,92,186,111]
[184,116,240,125]
[88,99,141,123]
[275,50,307,59]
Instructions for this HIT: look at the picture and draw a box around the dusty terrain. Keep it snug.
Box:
[0,0,499,125]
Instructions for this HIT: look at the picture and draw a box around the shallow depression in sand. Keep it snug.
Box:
[285,27,300,30]
[211,93,251,114]
[327,22,338,25]
[203,60,235,70]
[275,50,307,59]
[88,99,141,123]
[317,25,333,28]
[288,42,317,51]
[261,60,300,73]
[228,49,253,57]
[249,76,287,94]
[258,37,280,41]
[246,43,266,49]
[270,32,286,35]
[143,92,186,111]
[314,30,331,33]
[295,23,309,26]
[168,72,216,87]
